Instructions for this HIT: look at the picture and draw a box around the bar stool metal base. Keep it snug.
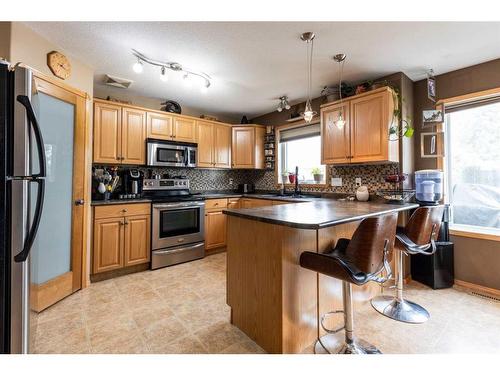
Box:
[371,295,430,324]
[315,333,382,354]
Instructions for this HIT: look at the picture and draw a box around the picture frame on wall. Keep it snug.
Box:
[427,72,436,102]
[422,109,444,128]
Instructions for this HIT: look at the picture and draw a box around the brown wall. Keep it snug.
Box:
[413,58,500,291]
[8,22,94,95]
[0,22,11,60]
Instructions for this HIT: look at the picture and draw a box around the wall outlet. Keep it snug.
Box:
[331,177,342,187]
[229,178,234,185]
[355,177,362,187]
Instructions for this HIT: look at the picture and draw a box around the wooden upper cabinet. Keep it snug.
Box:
[196,120,214,167]
[121,108,146,165]
[93,102,122,164]
[232,127,255,168]
[147,112,173,140]
[124,214,150,267]
[350,89,395,163]
[93,217,124,274]
[320,87,398,165]
[214,124,232,168]
[232,125,265,169]
[321,102,350,164]
[254,126,265,169]
[173,117,196,143]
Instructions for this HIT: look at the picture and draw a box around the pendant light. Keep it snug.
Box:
[333,53,347,129]
[300,32,316,123]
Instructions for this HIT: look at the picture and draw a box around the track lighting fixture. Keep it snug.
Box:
[131,49,211,92]
[277,96,291,112]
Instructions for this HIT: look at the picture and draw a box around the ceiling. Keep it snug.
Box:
[25,22,500,119]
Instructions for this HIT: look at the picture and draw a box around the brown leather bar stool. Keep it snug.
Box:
[371,206,444,324]
[300,213,398,354]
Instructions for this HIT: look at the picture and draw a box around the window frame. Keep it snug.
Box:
[439,89,500,240]
[274,121,330,189]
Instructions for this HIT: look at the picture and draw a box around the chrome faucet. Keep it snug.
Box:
[294,166,300,197]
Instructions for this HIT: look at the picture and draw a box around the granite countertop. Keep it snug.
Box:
[90,192,322,205]
[91,198,152,206]
[223,199,419,229]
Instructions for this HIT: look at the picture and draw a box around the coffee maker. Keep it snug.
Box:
[122,169,143,198]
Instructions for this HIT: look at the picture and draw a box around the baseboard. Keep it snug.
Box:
[90,262,150,283]
[30,271,73,312]
[206,246,227,256]
[454,279,500,299]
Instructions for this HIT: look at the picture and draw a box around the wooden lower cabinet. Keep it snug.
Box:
[241,198,274,208]
[205,210,227,250]
[92,204,151,275]
[93,217,124,274]
[124,215,151,266]
[227,198,241,209]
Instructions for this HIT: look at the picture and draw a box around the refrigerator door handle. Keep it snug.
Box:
[16,94,46,178]
[13,94,47,263]
[14,179,45,263]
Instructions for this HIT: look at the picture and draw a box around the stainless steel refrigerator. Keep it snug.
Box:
[0,62,46,353]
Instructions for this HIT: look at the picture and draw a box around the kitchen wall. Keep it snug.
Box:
[413,58,500,291]
[7,22,94,95]
[93,84,240,124]
[251,72,414,194]
[95,163,398,195]
[94,165,275,192]
[0,22,11,60]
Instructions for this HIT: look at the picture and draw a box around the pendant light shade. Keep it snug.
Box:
[333,53,347,129]
[300,32,317,123]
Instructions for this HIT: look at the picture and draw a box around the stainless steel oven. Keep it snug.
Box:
[151,201,205,269]
[147,139,197,168]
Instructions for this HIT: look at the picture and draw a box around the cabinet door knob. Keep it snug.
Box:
[122,208,127,213]
[124,220,129,225]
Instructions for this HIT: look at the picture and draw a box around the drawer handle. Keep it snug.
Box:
[122,209,128,213]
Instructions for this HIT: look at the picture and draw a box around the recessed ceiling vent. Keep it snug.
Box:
[103,74,133,89]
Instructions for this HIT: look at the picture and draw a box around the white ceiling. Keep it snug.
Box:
[25,22,500,119]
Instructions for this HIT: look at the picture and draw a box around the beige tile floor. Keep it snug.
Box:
[32,252,500,354]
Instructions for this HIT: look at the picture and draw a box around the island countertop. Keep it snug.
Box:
[223,199,419,229]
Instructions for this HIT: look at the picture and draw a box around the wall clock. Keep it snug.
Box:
[47,51,71,80]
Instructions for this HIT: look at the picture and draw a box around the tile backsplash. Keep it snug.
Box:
[94,163,400,195]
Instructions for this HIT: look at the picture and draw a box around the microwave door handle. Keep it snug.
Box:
[16,95,47,178]
[14,179,45,262]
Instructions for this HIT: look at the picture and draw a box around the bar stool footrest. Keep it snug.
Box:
[315,332,382,354]
[320,310,345,334]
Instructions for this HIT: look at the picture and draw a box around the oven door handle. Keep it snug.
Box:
[153,202,205,210]
[153,242,205,255]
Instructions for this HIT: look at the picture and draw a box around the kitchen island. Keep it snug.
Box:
[223,199,418,354]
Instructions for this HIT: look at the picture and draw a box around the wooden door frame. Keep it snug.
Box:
[30,71,91,310]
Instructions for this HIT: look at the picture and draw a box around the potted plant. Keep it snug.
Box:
[311,167,323,183]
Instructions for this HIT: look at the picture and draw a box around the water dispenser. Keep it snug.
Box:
[415,170,443,204]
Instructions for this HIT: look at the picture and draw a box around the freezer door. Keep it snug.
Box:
[9,66,32,354]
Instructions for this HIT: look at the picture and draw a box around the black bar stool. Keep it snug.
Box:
[300,213,398,354]
[371,206,444,324]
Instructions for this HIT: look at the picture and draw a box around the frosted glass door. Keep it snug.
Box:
[30,92,75,285]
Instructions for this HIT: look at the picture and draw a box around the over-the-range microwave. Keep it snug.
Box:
[146,138,197,168]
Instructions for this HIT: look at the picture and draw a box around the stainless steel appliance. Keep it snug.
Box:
[146,138,197,168]
[237,183,255,193]
[1,63,47,353]
[122,168,143,197]
[142,178,205,269]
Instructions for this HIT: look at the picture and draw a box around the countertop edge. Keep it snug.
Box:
[223,203,419,230]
